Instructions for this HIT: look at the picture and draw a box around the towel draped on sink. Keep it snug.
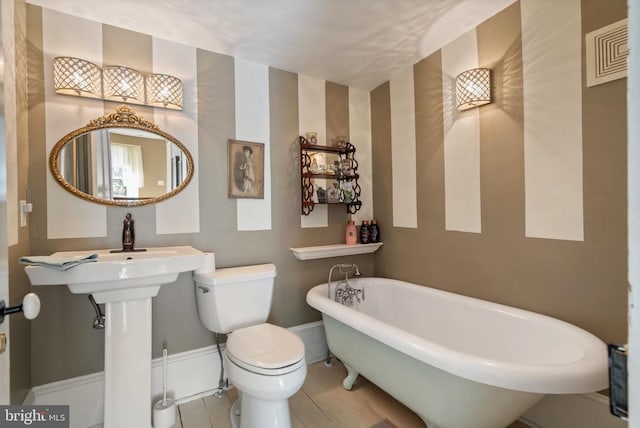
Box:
[18,253,98,271]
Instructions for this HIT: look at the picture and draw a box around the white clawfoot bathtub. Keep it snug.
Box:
[306,277,608,428]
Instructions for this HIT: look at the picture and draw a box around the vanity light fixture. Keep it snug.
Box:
[103,65,145,105]
[53,57,102,98]
[145,73,183,110]
[456,68,491,111]
[53,57,184,110]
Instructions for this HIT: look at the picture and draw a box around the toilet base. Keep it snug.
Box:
[229,394,292,428]
[229,399,240,428]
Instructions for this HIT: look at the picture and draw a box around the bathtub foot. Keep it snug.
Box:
[342,363,359,390]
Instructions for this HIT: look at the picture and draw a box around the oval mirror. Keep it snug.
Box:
[49,105,194,206]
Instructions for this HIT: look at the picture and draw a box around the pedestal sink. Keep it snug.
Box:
[24,246,205,428]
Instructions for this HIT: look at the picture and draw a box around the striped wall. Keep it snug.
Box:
[25,5,375,386]
[387,0,584,239]
[372,0,627,344]
[37,9,372,237]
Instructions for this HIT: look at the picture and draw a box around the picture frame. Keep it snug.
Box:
[227,139,265,199]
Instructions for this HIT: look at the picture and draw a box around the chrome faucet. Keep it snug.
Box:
[327,263,364,305]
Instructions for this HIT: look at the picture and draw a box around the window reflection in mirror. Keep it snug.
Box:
[50,105,193,207]
[58,129,188,202]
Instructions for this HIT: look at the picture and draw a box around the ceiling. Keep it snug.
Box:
[27,0,516,90]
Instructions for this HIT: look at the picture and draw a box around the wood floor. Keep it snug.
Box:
[172,360,529,428]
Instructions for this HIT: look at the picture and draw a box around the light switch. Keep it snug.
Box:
[20,200,32,227]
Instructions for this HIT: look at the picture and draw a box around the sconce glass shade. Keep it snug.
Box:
[103,65,145,104]
[456,68,491,111]
[53,57,102,98]
[146,74,183,110]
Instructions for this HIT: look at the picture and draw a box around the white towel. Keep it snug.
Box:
[19,253,98,271]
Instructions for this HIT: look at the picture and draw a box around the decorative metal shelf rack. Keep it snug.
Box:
[299,136,362,215]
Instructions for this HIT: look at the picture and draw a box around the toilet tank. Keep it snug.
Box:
[194,263,276,334]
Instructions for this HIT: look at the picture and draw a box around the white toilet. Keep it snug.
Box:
[194,263,306,428]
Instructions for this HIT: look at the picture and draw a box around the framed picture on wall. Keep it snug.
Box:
[227,139,265,199]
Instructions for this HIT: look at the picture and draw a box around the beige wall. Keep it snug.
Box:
[372,0,627,344]
[24,6,373,386]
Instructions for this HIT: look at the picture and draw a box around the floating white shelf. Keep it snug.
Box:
[290,242,383,260]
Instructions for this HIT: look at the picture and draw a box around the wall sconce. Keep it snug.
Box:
[103,65,145,105]
[52,57,183,110]
[146,73,183,110]
[53,57,102,98]
[456,68,491,111]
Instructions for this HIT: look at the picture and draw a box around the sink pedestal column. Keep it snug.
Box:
[101,293,156,428]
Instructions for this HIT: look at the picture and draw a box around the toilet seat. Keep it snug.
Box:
[226,323,305,376]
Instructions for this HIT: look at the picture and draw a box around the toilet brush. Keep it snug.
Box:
[152,348,176,428]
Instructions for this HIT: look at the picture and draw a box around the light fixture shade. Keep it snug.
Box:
[146,73,183,110]
[103,65,145,104]
[456,68,491,111]
[53,57,102,98]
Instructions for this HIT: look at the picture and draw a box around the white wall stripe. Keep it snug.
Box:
[43,9,107,239]
[441,29,482,234]
[349,88,373,224]
[521,0,584,241]
[298,74,328,228]
[389,68,418,229]
[152,38,200,235]
[234,59,271,231]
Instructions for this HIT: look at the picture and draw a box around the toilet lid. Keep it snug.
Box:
[226,323,305,370]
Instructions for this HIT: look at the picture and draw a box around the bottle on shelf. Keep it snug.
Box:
[370,219,380,243]
[360,220,370,244]
[345,220,357,245]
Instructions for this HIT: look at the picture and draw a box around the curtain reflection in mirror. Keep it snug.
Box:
[60,134,93,195]
[94,130,112,200]
[110,143,144,199]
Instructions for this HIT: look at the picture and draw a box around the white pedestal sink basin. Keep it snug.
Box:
[24,246,205,428]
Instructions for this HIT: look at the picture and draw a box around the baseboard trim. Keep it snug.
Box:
[26,321,328,428]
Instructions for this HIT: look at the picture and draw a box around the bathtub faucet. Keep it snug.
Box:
[324,263,363,367]
[327,263,363,305]
[335,285,365,306]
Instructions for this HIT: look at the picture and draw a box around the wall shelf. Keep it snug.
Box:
[299,136,362,215]
[290,243,383,260]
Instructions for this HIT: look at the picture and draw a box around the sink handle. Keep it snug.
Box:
[0,292,41,324]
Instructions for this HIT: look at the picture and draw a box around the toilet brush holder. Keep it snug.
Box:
[153,347,175,428]
[153,398,176,428]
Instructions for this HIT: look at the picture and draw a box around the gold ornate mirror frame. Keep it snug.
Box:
[49,105,194,207]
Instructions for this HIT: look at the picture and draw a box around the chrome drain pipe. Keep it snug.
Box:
[88,295,106,329]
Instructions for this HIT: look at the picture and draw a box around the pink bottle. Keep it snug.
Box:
[345,220,357,245]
